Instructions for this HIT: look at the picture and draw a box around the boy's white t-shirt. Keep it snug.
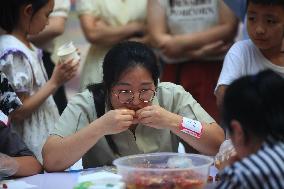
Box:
[216,39,284,90]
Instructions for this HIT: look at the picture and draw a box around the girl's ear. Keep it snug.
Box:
[230,120,245,146]
[23,4,33,17]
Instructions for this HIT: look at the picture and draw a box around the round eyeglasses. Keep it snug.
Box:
[113,89,156,104]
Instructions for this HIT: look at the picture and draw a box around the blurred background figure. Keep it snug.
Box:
[148,0,238,121]
[30,0,71,114]
[76,0,149,89]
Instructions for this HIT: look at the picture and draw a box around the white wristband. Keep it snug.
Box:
[179,117,203,138]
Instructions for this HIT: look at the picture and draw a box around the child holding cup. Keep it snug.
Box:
[0,0,79,163]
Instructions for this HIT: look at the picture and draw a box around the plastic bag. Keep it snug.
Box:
[214,139,236,170]
[0,153,19,178]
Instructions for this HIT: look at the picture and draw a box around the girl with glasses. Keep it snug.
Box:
[42,41,224,172]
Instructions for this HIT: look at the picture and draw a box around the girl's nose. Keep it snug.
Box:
[131,92,141,106]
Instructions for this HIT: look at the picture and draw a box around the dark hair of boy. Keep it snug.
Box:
[247,0,284,9]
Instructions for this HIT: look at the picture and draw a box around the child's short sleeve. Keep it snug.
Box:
[76,0,99,16]
[0,72,22,116]
[0,52,33,93]
[50,0,70,17]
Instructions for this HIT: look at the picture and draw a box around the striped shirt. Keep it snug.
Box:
[216,136,284,189]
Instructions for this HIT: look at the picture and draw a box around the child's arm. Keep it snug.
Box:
[215,85,228,109]
[147,0,171,49]
[185,40,233,60]
[79,14,145,47]
[13,156,42,176]
[11,61,78,123]
[0,127,42,176]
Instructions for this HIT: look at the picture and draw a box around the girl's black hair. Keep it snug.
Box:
[247,0,284,10]
[222,70,284,142]
[0,0,49,33]
[103,41,159,92]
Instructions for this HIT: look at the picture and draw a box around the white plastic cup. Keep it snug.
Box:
[57,41,80,64]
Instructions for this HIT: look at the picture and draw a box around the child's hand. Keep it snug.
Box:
[50,59,79,87]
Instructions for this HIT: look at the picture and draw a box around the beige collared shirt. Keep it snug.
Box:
[51,82,215,168]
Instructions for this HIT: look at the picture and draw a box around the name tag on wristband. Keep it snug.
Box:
[179,117,203,138]
[0,111,9,127]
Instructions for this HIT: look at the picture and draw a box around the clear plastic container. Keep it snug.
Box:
[113,152,213,189]
[0,153,19,179]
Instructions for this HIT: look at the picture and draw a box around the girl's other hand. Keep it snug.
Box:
[136,105,181,130]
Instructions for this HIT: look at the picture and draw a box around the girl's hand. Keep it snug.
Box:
[136,105,181,130]
[95,109,136,135]
[50,59,79,87]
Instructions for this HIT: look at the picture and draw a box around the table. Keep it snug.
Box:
[18,172,79,189]
[4,166,219,189]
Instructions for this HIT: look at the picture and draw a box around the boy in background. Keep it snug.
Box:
[215,0,284,107]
